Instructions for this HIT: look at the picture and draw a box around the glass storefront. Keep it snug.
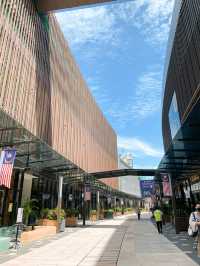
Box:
[168,92,181,139]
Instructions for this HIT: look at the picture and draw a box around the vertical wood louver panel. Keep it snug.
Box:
[162,0,200,152]
[0,0,118,188]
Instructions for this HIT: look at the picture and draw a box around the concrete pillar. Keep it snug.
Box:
[57,176,63,232]
[96,191,100,219]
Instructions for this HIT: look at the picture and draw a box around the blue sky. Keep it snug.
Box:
[56,0,175,169]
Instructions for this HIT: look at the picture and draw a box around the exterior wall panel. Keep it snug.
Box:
[162,0,200,152]
[0,0,118,187]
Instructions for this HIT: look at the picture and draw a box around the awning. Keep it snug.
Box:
[89,169,157,178]
[0,108,140,200]
[0,108,83,179]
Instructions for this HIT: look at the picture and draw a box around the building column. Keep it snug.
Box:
[57,176,63,232]
[96,191,100,219]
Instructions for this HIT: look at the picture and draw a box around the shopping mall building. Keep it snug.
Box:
[0,0,138,226]
[159,0,200,232]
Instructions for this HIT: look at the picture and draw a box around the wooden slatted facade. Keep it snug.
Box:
[162,0,200,152]
[0,0,118,188]
[36,0,115,12]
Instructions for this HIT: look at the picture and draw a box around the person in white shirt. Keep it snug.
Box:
[189,203,200,256]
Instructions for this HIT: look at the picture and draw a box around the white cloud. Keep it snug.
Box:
[133,0,175,45]
[56,0,175,48]
[118,136,163,158]
[56,6,119,47]
[130,68,162,119]
[102,67,162,125]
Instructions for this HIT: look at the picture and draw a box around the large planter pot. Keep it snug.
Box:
[58,219,66,232]
[99,213,104,220]
[66,217,77,227]
[104,212,114,219]
[38,219,58,227]
[90,214,97,222]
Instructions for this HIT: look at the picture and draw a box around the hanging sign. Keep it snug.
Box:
[16,208,23,223]
[84,185,91,201]
[8,203,13,213]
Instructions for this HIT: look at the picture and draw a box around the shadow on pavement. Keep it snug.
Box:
[78,214,150,266]
[80,224,125,229]
[163,223,200,265]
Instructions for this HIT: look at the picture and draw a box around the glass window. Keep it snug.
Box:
[168,92,181,139]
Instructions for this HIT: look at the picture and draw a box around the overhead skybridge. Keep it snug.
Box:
[90,169,157,179]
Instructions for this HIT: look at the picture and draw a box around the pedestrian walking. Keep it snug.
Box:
[137,208,141,220]
[154,206,163,234]
[189,203,200,256]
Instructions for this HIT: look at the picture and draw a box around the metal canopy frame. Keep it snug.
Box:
[0,109,82,178]
[0,108,141,201]
[63,174,141,200]
[89,169,157,178]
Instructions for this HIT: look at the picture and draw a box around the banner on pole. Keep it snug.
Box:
[162,173,172,197]
[140,180,155,198]
[84,185,91,201]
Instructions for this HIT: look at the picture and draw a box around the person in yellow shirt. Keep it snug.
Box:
[154,207,163,234]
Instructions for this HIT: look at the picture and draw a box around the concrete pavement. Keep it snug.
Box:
[0,213,198,266]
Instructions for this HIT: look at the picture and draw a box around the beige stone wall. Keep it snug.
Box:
[0,1,118,188]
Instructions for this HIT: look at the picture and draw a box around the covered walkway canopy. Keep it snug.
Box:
[0,108,141,200]
[90,169,157,179]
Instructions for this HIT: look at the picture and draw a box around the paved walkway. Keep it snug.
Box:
[0,214,198,266]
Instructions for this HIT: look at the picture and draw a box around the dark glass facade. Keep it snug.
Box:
[161,1,200,231]
[162,0,200,151]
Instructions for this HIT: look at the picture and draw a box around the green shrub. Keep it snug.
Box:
[105,209,114,214]
[65,208,79,218]
[40,208,49,219]
[124,208,133,212]
[46,208,65,220]
[115,207,122,212]
[22,199,38,225]
[90,210,97,215]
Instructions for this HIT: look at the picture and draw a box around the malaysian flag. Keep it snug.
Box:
[0,149,16,189]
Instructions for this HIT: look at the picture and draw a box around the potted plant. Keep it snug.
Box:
[65,209,79,227]
[90,210,97,222]
[99,209,104,220]
[55,208,66,232]
[127,208,133,214]
[104,209,114,219]
[115,207,122,216]
[22,199,38,231]
[38,208,65,228]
